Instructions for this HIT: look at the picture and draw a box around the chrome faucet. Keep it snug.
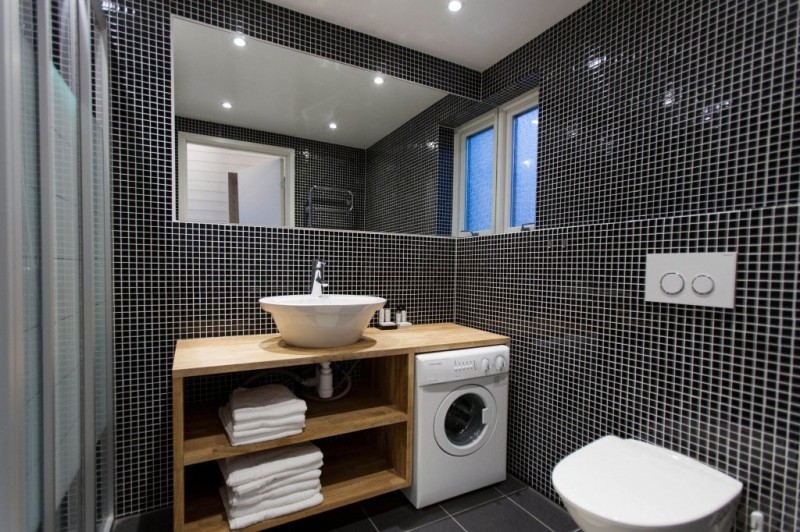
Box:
[309,259,329,296]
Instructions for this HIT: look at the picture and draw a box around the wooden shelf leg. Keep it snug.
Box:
[173,376,185,532]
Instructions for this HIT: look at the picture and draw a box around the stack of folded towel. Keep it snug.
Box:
[218,442,324,529]
[219,384,308,446]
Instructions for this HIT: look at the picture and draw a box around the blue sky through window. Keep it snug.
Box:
[465,127,494,232]
[510,107,538,227]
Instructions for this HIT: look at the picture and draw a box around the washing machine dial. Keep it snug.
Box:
[494,355,506,371]
[481,358,490,371]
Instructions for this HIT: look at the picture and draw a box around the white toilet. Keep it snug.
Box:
[552,436,742,532]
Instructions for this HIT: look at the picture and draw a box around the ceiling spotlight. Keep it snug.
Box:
[448,0,463,12]
[329,122,338,129]
[232,33,246,47]
[374,75,385,85]
[221,101,232,109]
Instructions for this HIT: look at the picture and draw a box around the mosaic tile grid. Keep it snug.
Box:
[108,0,458,515]
[483,0,799,229]
[457,207,799,530]
[107,0,799,530]
[364,95,474,236]
[176,116,366,231]
[456,1,799,530]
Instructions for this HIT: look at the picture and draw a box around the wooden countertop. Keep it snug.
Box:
[172,323,508,378]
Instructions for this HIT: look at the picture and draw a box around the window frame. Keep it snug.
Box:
[452,88,540,236]
[176,131,296,226]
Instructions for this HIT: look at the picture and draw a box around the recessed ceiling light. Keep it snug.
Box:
[448,0,463,12]
[233,33,246,47]
[329,122,338,129]
[373,75,384,85]
[221,101,232,109]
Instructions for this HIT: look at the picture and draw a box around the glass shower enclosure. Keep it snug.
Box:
[1,0,113,530]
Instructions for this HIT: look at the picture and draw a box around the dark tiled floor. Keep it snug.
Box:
[288,475,579,532]
[112,476,579,532]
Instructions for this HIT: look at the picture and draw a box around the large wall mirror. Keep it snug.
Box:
[171,16,535,236]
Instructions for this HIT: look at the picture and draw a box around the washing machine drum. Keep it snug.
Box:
[433,384,497,456]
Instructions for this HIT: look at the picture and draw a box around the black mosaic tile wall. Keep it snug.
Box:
[458,1,799,530]
[364,95,474,235]
[108,0,799,528]
[108,0,461,516]
[176,116,366,230]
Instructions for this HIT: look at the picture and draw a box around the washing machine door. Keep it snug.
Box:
[433,384,497,457]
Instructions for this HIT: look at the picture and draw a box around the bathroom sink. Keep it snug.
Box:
[259,294,386,348]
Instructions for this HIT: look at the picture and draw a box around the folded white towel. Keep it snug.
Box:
[228,478,321,509]
[229,411,307,432]
[230,385,307,422]
[219,406,303,446]
[225,468,322,506]
[229,458,324,496]
[219,487,323,530]
[222,485,320,519]
[220,404,305,434]
[227,480,321,516]
[219,442,323,488]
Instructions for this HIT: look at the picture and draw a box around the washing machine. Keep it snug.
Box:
[403,345,509,508]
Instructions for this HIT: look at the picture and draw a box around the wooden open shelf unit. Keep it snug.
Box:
[172,323,508,532]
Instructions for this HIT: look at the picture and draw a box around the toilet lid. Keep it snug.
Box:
[551,436,742,528]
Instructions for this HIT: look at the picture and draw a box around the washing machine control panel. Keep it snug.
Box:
[417,346,510,385]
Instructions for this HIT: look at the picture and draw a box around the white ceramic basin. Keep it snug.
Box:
[259,294,386,348]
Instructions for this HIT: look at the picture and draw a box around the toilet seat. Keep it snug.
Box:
[552,435,742,529]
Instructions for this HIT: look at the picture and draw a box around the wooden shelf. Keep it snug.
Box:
[173,323,509,377]
[173,323,508,531]
[183,440,409,532]
[183,388,408,465]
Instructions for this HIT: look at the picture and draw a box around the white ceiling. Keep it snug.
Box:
[173,1,591,149]
[173,19,449,149]
[266,0,591,71]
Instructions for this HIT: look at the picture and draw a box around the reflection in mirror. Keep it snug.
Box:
[177,132,295,226]
[172,17,468,234]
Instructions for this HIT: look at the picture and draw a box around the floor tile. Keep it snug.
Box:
[452,497,550,532]
[439,486,504,515]
[361,491,448,532]
[111,509,180,532]
[493,475,527,495]
[411,517,466,532]
[508,488,577,532]
[290,502,375,532]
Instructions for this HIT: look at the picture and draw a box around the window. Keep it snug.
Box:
[176,132,295,227]
[453,89,539,235]
[464,125,496,233]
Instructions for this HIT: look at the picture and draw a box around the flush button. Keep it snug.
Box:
[659,272,685,295]
[692,274,715,295]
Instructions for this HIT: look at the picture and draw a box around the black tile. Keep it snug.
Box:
[451,497,550,532]
[360,492,448,532]
[439,486,504,515]
[508,489,577,532]
[289,503,375,532]
[412,517,466,532]
[493,475,527,495]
